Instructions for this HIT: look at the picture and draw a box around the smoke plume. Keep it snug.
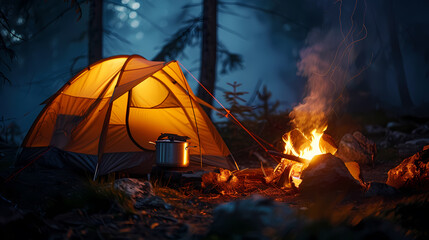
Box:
[290,28,357,135]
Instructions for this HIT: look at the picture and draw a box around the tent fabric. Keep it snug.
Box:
[19,55,235,175]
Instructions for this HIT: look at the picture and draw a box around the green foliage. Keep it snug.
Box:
[153,7,244,75]
[219,81,253,120]
[253,85,280,122]
[0,1,83,86]
[216,81,253,157]
[153,17,202,61]
[218,44,244,74]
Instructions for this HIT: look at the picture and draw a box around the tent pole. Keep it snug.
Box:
[179,61,204,168]
[93,163,99,181]
[93,56,133,181]
[230,153,239,171]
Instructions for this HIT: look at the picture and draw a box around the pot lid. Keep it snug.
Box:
[157,133,190,142]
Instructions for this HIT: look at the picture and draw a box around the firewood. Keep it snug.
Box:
[264,159,290,184]
[267,150,309,164]
[320,133,338,155]
[282,129,311,154]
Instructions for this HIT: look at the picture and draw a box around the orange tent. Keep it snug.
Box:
[18,55,236,176]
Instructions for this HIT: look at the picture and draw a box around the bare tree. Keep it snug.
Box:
[197,0,218,116]
[386,1,413,107]
[88,0,103,65]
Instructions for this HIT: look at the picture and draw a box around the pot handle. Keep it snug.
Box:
[185,145,198,150]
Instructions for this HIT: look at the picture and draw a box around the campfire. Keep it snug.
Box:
[266,126,338,188]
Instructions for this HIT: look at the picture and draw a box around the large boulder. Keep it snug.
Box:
[299,154,364,198]
[335,131,377,165]
[386,148,429,191]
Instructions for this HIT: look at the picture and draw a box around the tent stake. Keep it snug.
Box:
[93,163,99,181]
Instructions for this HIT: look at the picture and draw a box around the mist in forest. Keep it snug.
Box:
[1,0,429,142]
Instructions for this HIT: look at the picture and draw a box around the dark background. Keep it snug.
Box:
[1,0,429,145]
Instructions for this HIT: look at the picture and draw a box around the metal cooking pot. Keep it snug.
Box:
[154,133,191,168]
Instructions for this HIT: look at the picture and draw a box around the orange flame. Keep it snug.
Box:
[284,126,328,161]
[283,126,328,187]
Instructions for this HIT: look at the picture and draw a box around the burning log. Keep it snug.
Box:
[263,158,292,185]
[264,150,308,187]
[319,133,338,155]
[267,150,309,164]
[282,129,311,154]
[265,128,339,188]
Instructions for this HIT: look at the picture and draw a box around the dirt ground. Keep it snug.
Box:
[0,154,425,240]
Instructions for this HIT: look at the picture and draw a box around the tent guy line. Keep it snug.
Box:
[178,61,279,164]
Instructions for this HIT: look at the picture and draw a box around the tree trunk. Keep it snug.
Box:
[197,0,217,117]
[386,1,413,107]
[88,0,103,65]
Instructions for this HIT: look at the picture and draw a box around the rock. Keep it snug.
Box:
[201,169,239,193]
[412,124,429,135]
[335,131,376,165]
[114,178,154,198]
[383,130,409,148]
[299,154,364,198]
[386,121,403,130]
[365,125,387,135]
[396,138,429,158]
[364,182,399,197]
[114,178,170,209]
[386,148,429,191]
[344,161,364,184]
[134,196,171,210]
[208,195,296,239]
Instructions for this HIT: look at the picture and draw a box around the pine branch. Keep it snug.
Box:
[152,18,202,61]
[218,43,244,74]
[218,1,309,29]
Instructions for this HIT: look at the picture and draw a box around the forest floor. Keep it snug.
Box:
[0,151,427,239]
[1,113,429,239]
